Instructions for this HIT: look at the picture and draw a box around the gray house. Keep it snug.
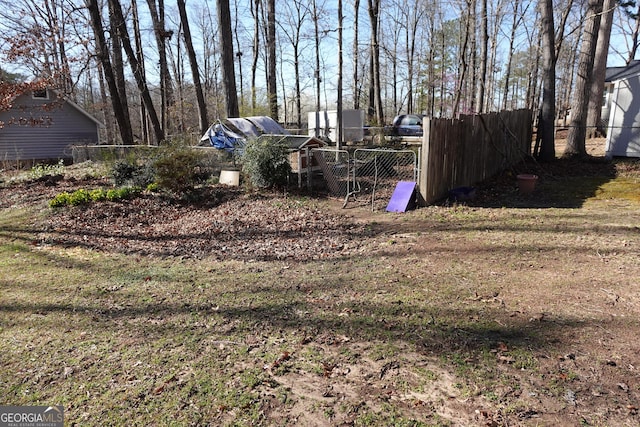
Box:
[0,88,102,162]
[603,60,640,158]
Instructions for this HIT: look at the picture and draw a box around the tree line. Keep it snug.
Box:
[0,0,638,159]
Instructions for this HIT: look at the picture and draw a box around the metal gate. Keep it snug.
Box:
[312,147,417,210]
[310,147,351,198]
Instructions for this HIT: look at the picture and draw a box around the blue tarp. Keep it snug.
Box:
[201,121,245,152]
[200,116,289,153]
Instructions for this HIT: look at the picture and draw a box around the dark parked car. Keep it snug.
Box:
[391,114,425,137]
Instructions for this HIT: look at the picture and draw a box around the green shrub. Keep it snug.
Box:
[68,189,91,206]
[106,188,120,201]
[106,186,139,201]
[89,189,107,201]
[111,161,139,186]
[110,160,155,188]
[240,137,291,188]
[146,182,160,192]
[153,142,208,194]
[50,187,140,208]
[49,192,71,208]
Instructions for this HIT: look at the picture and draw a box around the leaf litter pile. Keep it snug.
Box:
[36,186,369,261]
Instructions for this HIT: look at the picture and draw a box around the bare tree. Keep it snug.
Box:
[250,0,261,112]
[453,7,471,117]
[625,15,640,64]
[475,0,488,112]
[217,0,239,117]
[367,0,384,125]
[131,0,149,144]
[85,0,133,145]
[312,0,321,136]
[402,0,426,114]
[537,0,556,161]
[146,0,174,132]
[337,0,343,147]
[266,0,278,119]
[106,0,130,138]
[109,0,165,143]
[177,0,209,134]
[278,0,311,130]
[565,0,603,157]
[352,0,361,110]
[586,0,615,138]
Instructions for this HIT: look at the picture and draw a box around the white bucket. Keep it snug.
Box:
[219,170,240,186]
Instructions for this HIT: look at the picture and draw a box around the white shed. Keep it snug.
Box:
[604,61,640,158]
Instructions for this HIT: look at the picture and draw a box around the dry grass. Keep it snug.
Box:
[1,148,640,426]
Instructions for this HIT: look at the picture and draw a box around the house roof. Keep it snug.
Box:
[47,89,103,127]
[605,60,640,82]
[3,87,103,127]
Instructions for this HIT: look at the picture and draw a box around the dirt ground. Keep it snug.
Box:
[2,137,640,426]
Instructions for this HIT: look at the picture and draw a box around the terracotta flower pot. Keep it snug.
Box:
[516,174,538,195]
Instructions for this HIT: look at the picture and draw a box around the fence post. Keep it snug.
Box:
[418,117,430,206]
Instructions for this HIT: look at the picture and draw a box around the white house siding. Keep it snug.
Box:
[605,74,640,158]
[0,92,100,161]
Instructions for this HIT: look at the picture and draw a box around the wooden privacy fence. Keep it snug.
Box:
[419,109,533,205]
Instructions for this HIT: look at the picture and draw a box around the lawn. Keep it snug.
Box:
[1,154,639,426]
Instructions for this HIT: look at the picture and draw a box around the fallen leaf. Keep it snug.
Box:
[498,355,515,364]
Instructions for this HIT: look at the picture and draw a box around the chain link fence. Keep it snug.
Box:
[312,147,418,211]
[310,147,351,198]
[351,148,417,210]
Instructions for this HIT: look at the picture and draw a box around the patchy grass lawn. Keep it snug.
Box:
[1,155,640,426]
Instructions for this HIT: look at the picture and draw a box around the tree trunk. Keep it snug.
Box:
[177,0,209,134]
[109,0,165,143]
[234,0,244,112]
[266,0,278,119]
[85,0,133,145]
[96,61,116,144]
[453,14,470,117]
[367,0,384,126]
[313,0,321,137]
[337,0,343,148]
[501,0,521,111]
[564,0,603,157]
[172,31,186,133]
[353,0,360,110]
[586,0,614,138]
[106,0,131,142]
[146,0,173,132]
[131,0,149,144]
[537,0,556,161]
[250,0,260,112]
[475,0,488,113]
[217,0,239,118]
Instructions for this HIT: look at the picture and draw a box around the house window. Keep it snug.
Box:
[32,89,49,99]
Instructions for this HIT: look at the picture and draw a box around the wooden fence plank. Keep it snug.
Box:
[418,109,532,205]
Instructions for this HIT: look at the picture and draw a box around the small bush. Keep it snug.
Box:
[30,159,64,180]
[146,182,160,192]
[106,186,139,201]
[111,160,155,188]
[50,187,140,208]
[153,142,209,194]
[111,161,139,186]
[241,137,291,188]
[68,189,91,206]
[89,189,107,201]
[49,192,71,208]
